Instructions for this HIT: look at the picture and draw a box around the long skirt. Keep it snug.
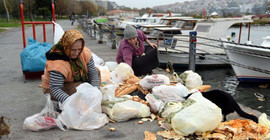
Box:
[132,45,159,76]
[43,82,83,101]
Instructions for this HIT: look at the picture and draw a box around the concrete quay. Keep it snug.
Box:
[0,20,267,140]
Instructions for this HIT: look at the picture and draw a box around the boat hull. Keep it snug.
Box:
[223,42,270,83]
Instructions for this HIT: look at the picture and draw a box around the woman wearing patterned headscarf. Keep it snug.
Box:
[41,30,99,106]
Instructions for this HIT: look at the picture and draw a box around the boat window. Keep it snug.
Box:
[163,20,169,25]
[174,21,184,28]
[149,30,162,37]
[170,20,177,25]
[196,25,211,32]
[159,20,165,24]
[185,21,193,28]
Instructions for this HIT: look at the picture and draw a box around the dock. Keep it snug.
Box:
[0,20,267,139]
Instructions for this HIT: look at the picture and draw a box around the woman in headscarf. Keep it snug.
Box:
[41,29,99,105]
[116,25,159,76]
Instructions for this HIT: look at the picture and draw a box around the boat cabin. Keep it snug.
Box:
[146,19,198,40]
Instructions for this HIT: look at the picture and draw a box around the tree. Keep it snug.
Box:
[3,0,10,22]
[55,0,67,18]
[67,0,81,16]
[25,0,34,21]
[78,1,97,16]
[34,0,51,19]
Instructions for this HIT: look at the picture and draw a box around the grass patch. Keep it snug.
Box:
[0,18,21,27]
[0,28,8,33]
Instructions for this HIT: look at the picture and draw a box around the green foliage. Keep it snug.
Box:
[36,7,51,19]
[0,18,21,27]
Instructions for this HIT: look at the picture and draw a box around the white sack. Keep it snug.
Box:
[23,94,62,131]
[152,83,189,103]
[159,102,183,118]
[99,66,111,84]
[92,52,104,67]
[139,74,170,90]
[100,84,116,101]
[58,83,109,130]
[114,63,134,81]
[179,70,203,90]
[145,94,165,113]
[165,91,222,136]
[105,61,118,72]
[102,100,151,122]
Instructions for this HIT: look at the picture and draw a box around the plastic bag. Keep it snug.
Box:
[159,102,183,118]
[20,38,53,72]
[102,99,151,122]
[145,94,165,113]
[92,52,104,67]
[105,61,118,72]
[57,83,109,130]
[23,94,62,131]
[164,91,222,136]
[52,21,65,45]
[100,84,116,101]
[179,70,203,90]
[98,66,111,85]
[114,63,134,81]
[110,71,123,84]
[259,113,270,129]
[152,83,189,103]
[139,74,170,90]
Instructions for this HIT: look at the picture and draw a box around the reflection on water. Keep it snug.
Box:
[175,67,270,115]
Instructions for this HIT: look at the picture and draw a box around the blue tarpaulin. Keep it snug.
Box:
[20,38,53,72]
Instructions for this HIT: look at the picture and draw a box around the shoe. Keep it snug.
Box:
[55,103,62,113]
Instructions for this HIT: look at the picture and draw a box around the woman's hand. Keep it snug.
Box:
[149,42,157,49]
[146,39,157,49]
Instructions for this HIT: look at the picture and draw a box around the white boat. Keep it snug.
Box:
[158,16,254,67]
[118,14,186,29]
[221,36,270,83]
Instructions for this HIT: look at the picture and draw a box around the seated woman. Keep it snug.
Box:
[41,30,100,105]
[116,25,159,76]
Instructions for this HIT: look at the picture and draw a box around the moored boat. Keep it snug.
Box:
[221,36,270,83]
[158,16,254,67]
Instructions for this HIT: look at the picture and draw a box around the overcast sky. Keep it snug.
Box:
[107,0,192,9]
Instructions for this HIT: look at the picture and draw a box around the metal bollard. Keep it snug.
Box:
[171,38,177,49]
[87,25,90,36]
[189,31,197,71]
[98,24,103,44]
[111,25,116,49]
[89,24,92,37]
[94,24,96,40]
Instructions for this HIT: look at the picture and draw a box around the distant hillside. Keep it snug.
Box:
[153,0,270,16]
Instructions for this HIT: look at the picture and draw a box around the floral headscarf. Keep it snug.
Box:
[46,30,88,81]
